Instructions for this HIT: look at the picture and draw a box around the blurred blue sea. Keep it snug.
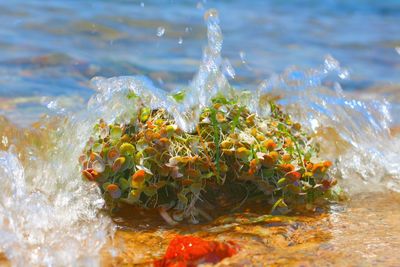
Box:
[0,0,399,124]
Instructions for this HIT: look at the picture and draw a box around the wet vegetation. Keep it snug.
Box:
[80,93,340,224]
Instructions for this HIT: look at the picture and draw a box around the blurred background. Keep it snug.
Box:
[0,0,399,125]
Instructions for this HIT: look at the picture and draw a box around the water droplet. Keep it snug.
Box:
[46,100,58,110]
[1,136,8,147]
[324,55,340,71]
[396,47,400,55]
[185,27,191,33]
[140,2,144,7]
[222,59,235,79]
[338,69,349,79]
[156,27,165,37]
[239,51,246,63]
[204,8,218,21]
[178,37,183,44]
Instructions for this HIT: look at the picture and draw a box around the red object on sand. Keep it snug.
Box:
[154,235,238,267]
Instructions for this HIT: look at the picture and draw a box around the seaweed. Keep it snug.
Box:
[79,93,340,224]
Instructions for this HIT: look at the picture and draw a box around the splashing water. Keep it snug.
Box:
[255,57,400,193]
[0,7,399,266]
[90,9,230,133]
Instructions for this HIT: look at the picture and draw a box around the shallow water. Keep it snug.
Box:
[1,0,400,125]
[99,192,400,266]
[1,1,400,267]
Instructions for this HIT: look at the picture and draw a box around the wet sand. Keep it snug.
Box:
[100,192,400,266]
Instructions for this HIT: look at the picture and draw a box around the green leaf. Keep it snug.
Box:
[143,186,157,197]
[271,198,287,212]
[211,94,233,105]
[140,107,151,122]
[262,169,275,178]
[127,91,138,99]
[110,126,122,139]
[202,172,214,179]
[171,90,186,102]
[277,177,287,186]
[119,178,130,191]
[120,143,135,155]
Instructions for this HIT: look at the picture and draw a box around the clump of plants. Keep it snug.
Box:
[80,94,339,224]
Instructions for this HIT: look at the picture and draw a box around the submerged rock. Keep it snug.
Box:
[153,235,238,267]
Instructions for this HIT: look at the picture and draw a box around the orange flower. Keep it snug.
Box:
[107,147,119,162]
[248,159,259,175]
[284,137,293,147]
[144,129,154,142]
[106,184,119,192]
[159,127,168,137]
[261,151,279,167]
[236,147,250,161]
[261,155,274,167]
[269,151,279,161]
[158,137,170,147]
[306,162,313,171]
[256,134,265,141]
[279,164,295,173]
[249,159,258,169]
[89,152,99,161]
[153,132,161,140]
[286,171,302,182]
[82,168,100,181]
[132,169,146,186]
[263,139,277,151]
[312,163,326,173]
[282,154,291,162]
[146,120,156,129]
[323,161,333,168]
[181,179,194,186]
